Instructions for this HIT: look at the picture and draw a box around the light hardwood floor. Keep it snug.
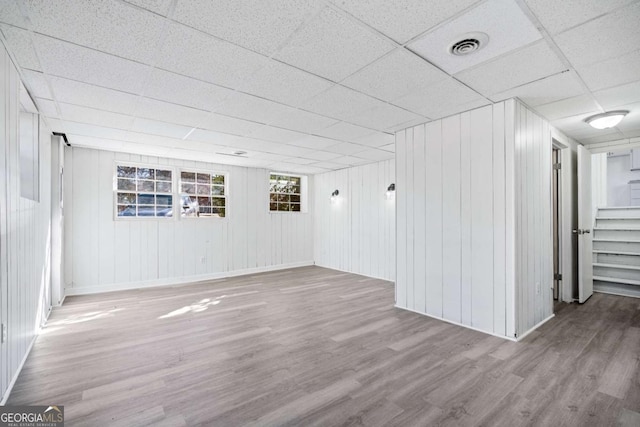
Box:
[8,266,640,426]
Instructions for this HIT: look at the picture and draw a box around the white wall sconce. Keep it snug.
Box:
[385,183,395,200]
[330,189,339,203]
[585,110,628,129]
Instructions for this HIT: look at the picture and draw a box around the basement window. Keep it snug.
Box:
[115,165,173,217]
[269,173,306,212]
[179,171,226,218]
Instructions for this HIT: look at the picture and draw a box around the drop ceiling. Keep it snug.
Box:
[1,0,639,173]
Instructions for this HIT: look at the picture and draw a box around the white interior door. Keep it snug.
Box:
[577,145,593,303]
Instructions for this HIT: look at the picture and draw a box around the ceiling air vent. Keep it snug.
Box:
[449,32,488,56]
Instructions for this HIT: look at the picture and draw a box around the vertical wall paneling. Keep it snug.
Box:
[64,147,314,294]
[442,115,462,322]
[413,125,427,313]
[396,130,407,303]
[504,99,516,337]
[460,111,473,326]
[313,159,395,282]
[425,122,443,317]
[0,43,53,402]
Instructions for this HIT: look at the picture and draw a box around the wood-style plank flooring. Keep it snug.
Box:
[8,266,640,426]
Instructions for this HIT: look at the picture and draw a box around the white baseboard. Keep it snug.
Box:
[314,263,395,283]
[394,305,517,342]
[65,261,315,296]
[516,314,555,341]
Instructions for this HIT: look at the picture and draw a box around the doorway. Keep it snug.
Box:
[552,148,561,302]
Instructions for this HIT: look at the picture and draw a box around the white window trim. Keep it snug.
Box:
[268,171,308,214]
[177,168,229,220]
[113,161,176,221]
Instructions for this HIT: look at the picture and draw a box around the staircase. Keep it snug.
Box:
[593,207,640,298]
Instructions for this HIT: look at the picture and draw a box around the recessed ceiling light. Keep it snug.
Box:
[448,32,489,56]
[584,110,629,130]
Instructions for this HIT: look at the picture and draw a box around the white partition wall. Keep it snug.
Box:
[396,100,553,339]
[313,160,395,281]
[0,45,53,403]
[64,147,314,294]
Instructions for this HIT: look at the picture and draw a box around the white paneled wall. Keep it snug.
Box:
[313,160,395,281]
[64,147,313,294]
[396,100,553,339]
[0,46,52,402]
[514,102,553,336]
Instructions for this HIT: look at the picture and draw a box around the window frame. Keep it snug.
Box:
[177,168,228,220]
[269,172,307,214]
[113,162,176,221]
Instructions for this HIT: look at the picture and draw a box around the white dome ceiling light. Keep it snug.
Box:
[585,111,629,130]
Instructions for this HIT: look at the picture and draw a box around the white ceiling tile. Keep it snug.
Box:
[594,81,640,110]
[246,125,307,143]
[408,0,542,74]
[0,1,28,28]
[239,60,334,108]
[46,119,132,140]
[324,142,369,155]
[456,41,567,96]
[550,112,604,136]
[49,76,139,115]
[156,23,269,88]
[331,155,370,166]
[614,102,640,133]
[579,50,640,92]
[554,2,640,68]
[215,92,297,125]
[346,103,423,130]
[299,150,341,161]
[135,97,209,127]
[198,113,262,136]
[524,0,636,34]
[185,129,244,146]
[173,0,322,56]
[35,35,151,94]
[21,70,51,99]
[331,0,479,44]
[302,84,385,120]
[225,137,287,153]
[274,7,394,82]
[35,97,58,117]
[351,148,394,161]
[269,108,339,133]
[351,132,394,147]
[279,157,318,165]
[534,95,601,121]
[131,117,193,139]
[269,162,329,174]
[144,69,234,112]
[314,121,375,142]
[385,117,429,133]
[379,143,395,152]
[490,71,585,106]
[0,24,41,70]
[308,161,346,170]
[59,103,134,130]
[287,135,337,150]
[392,78,484,118]
[22,0,166,63]
[123,0,174,16]
[578,130,626,145]
[342,49,449,101]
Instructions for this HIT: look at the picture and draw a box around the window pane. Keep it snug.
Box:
[269,173,303,212]
[290,176,301,185]
[270,193,278,202]
[197,197,211,207]
[211,185,224,196]
[137,168,154,180]
[270,202,278,211]
[118,178,136,191]
[117,193,137,204]
[212,197,225,207]
[291,203,301,212]
[197,173,210,184]
[156,194,172,206]
[214,208,225,218]
[278,203,290,211]
[138,194,155,205]
[291,185,301,194]
[277,194,289,203]
[212,174,225,185]
[156,181,172,193]
[181,183,196,194]
[117,166,136,178]
[181,171,196,182]
[290,194,300,203]
[156,206,172,217]
[138,180,155,191]
[156,169,172,181]
[117,205,136,216]
[196,184,210,195]
[137,206,156,216]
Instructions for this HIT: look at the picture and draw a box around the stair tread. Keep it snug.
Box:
[593,262,640,270]
[593,250,640,256]
[593,276,640,286]
[593,238,640,242]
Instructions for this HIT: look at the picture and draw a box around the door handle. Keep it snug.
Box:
[573,229,582,235]
[583,229,591,234]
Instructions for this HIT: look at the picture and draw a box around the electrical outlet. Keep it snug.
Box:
[1,323,6,343]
